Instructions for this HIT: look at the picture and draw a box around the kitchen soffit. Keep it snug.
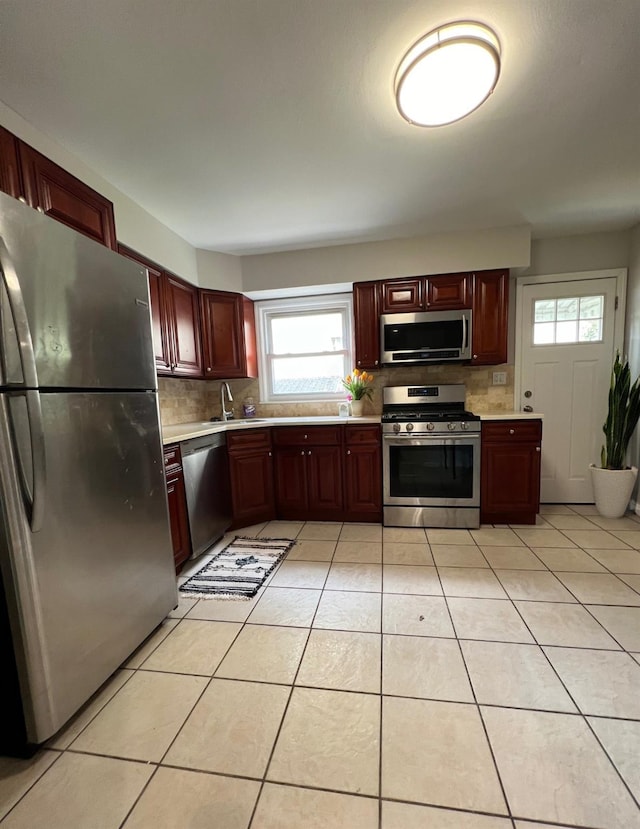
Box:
[0,0,638,254]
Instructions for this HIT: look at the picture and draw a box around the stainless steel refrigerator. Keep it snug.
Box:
[0,192,177,754]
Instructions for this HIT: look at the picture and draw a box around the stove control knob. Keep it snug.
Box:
[447,422,457,431]
[393,423,401,434]
[461,421,469,431]
[406,422,414,432]
[426,422,435,431]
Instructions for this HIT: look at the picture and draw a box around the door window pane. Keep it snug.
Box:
[533,295,604,345]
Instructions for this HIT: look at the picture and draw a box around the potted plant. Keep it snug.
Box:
[590,352,640,517]
[342,368,374,417]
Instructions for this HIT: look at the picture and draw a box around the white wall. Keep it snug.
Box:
[241,226,531,293]
[196,249,243,292]
[523,231,630,277]
[0,100,199,282]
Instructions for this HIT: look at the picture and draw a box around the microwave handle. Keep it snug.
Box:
[462,315,468,351]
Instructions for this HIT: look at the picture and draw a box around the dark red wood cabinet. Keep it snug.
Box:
[163,444,191,571]
[0,126,23,199]
[353,281,381,370]
[228,429,276,528]
[165,274,203,377]
[426,273,471,310]
[200,290,258,379]
[472,269,509,365]
[274,426,344,520]
[381,277,424,312]
[481,420,542,524]
[344,426,382,521]
[18,142,116,249]
[118,245,203,378]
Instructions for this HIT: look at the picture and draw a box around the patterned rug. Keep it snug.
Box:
[179,536,295,599]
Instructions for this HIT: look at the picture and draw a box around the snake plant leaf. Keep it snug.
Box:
[601,352,640,469]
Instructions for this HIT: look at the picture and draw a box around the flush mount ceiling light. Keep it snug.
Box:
[395,21,501,127]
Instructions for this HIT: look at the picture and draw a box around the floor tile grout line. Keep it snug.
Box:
[504,566,640,813]
[434,561,517,827]
[0,748,66,824]
[246,536,332,829]
[378,552,385,829]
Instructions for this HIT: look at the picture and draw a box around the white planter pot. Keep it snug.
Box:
[589,464,638,518]
[350,399,364,417]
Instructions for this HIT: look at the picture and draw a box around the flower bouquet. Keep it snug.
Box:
[342,368,374,416]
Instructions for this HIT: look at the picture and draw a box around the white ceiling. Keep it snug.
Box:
[1,0,639,254]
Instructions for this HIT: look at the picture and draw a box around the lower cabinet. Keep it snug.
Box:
[481,420,542,524]
[228,428,276,528]
[344,426,382,520]
[163,444,192,571]
[274,429,344,521]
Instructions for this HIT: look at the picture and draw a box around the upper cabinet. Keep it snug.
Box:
[354,268,509,369]
[0,126,116,250]
[353,281,381,370]
[118,245,203,378]
[0,126,23,198]
[18,143,116,249]
[381,273,471,313]
[471,269,509,365]
[200,290,257,379]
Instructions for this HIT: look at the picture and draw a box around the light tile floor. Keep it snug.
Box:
[2,509,640,828]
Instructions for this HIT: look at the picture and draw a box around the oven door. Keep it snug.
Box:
[383,433,480,508]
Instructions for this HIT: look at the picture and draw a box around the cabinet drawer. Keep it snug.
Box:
[482,420,542,443]
[273,426,343,446]
[346,425,381,445]
[163,444,182,471]
[227,427,272,452]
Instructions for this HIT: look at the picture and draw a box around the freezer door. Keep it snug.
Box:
[0,192,156,390]
[0,390,176,743]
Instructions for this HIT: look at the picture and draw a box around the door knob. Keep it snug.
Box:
[523,405,533,412]
[524,390,532,398]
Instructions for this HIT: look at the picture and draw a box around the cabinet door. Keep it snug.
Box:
[118,244,172,374]
[165,275,203,377]
[0,126,23,198]
[166,470,191,570]
[353,281,381,370]
[472,269,509,365]
[200,290,256,379]
[229,449,276,527]
[306,445,344,518]
[426,273,471,310]
[274,448,308,517]
[381,278,425,312]
[18,142,116,249]
[344,444,382,519]
[481,441,541,524]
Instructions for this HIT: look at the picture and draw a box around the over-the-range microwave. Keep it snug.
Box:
[380,308,472,365]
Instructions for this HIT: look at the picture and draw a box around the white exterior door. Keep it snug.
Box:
[517,271,624,503]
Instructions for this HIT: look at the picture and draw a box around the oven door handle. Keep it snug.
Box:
[462,314,468,352]
[382,433,480,444]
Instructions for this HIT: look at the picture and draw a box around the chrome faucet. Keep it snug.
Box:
[220,382,234,421]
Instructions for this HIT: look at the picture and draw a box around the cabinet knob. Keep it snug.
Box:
[268,451,272,457]
[374,360,379,366]
[346,449,351,455]
[473,354,478,359]
[307,450,311,455]
[304,434,308,439]
[357,361,361,366]
[509,429,515,435]
[207,366,211,371]
[536,446,541,452]
[300,450,305,456]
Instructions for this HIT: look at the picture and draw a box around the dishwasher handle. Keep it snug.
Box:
[180,432,227,455]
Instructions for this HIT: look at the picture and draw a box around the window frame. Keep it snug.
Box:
[256,293,354,403]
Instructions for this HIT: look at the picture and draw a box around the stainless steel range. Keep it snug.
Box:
[382,384,481,529]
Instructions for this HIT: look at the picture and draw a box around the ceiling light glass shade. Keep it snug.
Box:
[395,22,501,127]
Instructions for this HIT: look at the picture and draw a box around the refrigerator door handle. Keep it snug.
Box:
[0,235,39,388]
[7,390,46,532]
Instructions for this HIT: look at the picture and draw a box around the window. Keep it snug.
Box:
[256,294,353,402]
[533,295,604,345]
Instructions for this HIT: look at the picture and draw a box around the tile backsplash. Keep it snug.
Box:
[158,364,514,425]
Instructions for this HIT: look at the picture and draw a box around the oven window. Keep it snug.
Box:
[389,443,474,499]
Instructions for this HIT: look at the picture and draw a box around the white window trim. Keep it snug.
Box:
[256,293,354,403]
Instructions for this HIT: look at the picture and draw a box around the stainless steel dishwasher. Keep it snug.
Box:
[181,432,232,559]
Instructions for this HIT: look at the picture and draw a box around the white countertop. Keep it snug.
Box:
[162,415,382,444]
[478,411,544,421]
